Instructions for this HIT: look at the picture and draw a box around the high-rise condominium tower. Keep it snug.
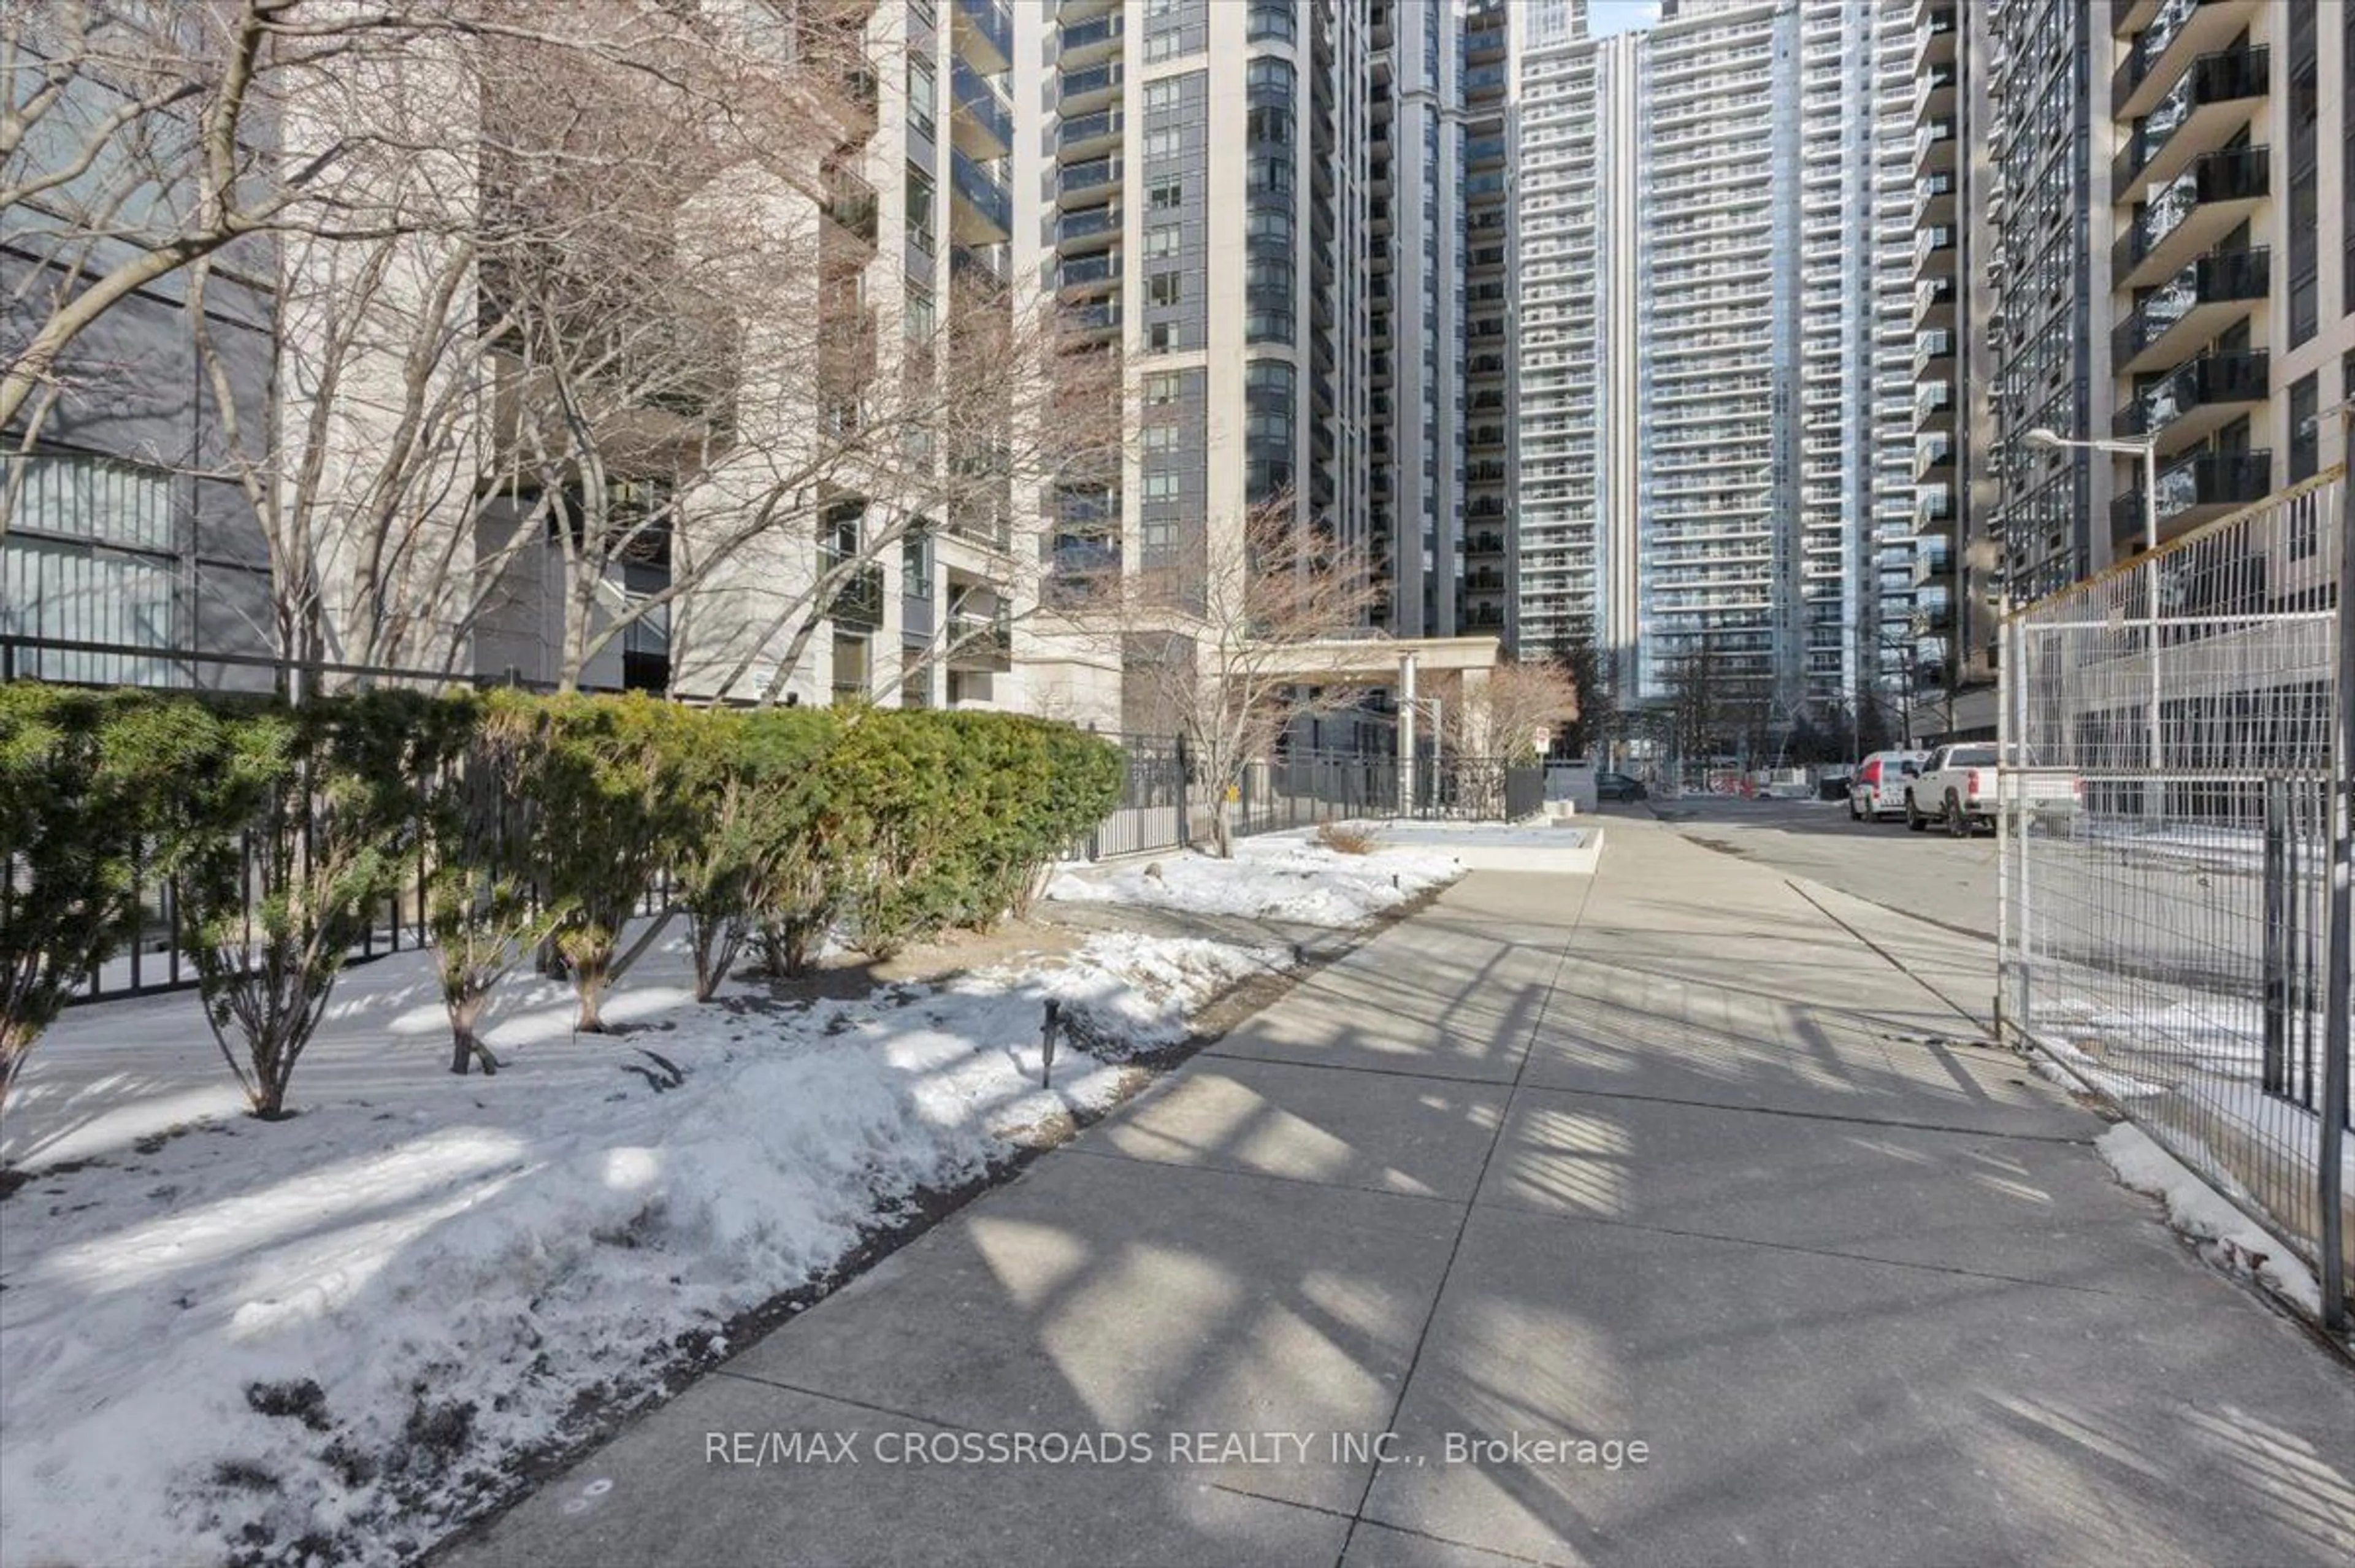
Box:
[1512,0,1916,735]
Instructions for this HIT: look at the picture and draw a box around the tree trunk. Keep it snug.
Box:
[446,994,500,1075]
[0,1017,35,1117]
[1214,795,1235,859]
[572,949,613,1032]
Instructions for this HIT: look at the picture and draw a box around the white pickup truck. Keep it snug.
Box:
[1905,743,2081,836]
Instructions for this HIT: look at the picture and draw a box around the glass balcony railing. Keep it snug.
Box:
[1059,61,1122,103]
[2112,145,2269,284]
[1058,107,1122,151]
[2111,246,2268,364]
[2114,349,2270,438]
[954,0,1013,67]
[2111,449,2272,544]
[1058,155,1121,197]
[1056,203,1120,243]
[1056,250,1119,289]
[952,59,1011,151]
[951,148,1011,236]
[2113,44,2267,190]
[1059,10,1124,52]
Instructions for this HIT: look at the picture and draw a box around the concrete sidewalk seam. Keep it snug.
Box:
[705,1369,986,1435]
[1332,873,1601,1568]
[1049,1137,1473,1208]
[1480,1201,2134,1299]
[1782,876,1989,1028]
[1504,1082,2094,1145]
[1346,1514,1566,1566]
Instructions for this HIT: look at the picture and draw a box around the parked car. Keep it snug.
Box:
[1595,770,1648,801]
[1907,743,2081,836]
[1848,749,1929,820]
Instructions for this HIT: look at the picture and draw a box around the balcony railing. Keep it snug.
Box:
[951,243,1006,288]
[2112,145,2269,285]
[951,148,1011,239]
[1058,107,1122,153]
[1058,155,1121,198]
[1059,10,1124,52]
[2113,348,2269,438]
[952,59,1012,153]
[1059,61,1122,104]
[954,0,1013,69]
[2111,245,2267,365]
[2112,44,2267,191]
[2110,448,2272,545]
[824,168,878,245]
[1057,249,1120,289]
[822,556,885,630]
[1056,202,1120,243]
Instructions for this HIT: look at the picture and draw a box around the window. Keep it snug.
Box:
[1150,180,1184,211]
[1144,128,1181,161]
[2289,373,2319,484]
[906,166,935,253]
[908,60,936,140]
[1143,423,1179,452]
[903,523,933,598]
[1147,321,1174,351]
[1144,371,1181,404]
[1148,272,1182,307]
[1145,225,1180,258]
[1143,79,1183,112]
[1143,472,1178,501]
[905,283,934,343]
[1145,30,1182,62]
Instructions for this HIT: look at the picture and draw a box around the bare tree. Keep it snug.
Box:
[1101,494,1382,857]
[1444,659,1579,759]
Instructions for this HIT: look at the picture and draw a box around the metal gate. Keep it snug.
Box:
[1997,469,2350,1330]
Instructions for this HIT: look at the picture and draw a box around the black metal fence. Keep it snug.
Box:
[1073,736,1547,862]
[1999,470,2351,1329]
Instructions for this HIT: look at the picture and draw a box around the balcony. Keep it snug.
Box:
[1058,61,1122,110]
[952,59,1011,159]
[951,243,1006,289]
[1912,118,1956,175]
[1915,63,1956,126]
[2110,448,2270,548]
[1055,201,1120,250]
[946,606,1013,671]
[2112,245,2267,374]
[1915,434,1955,481]
[1914,169,1956,227]
[2112,145,2269,289]
[2114,0,2264,121]
[1917,7,1957,69]
[2114,348,2269,452]
[953,0,1013,74]
[951,149,1010,242]
[2113,0,2162,36]
[1058,107,1122,159]
[1912,223,1957,276]
[1066,297,1120,338]
[1055,247,1120,294]
[1058,155,1121,202]
[823,557,885,630]
[1913,380,1955,432]
[1059,9,1124,63]
[1913,329,1956,380]
[2112,45,2267,202]
[823,167,878,248]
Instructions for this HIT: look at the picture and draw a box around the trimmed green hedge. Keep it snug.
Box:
[0,683,1125,1114]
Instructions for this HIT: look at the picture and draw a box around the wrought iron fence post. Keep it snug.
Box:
[1175,732,1192,850]
[2262,778,2291,1096]
[2320,477,2352,1331]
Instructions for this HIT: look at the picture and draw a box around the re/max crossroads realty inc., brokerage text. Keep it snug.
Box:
[702,1429,1654,1471]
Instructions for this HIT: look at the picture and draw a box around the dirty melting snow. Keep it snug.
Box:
[0,924,1290,1567]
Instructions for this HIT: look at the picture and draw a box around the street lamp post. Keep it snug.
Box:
[2022,427,2164,814]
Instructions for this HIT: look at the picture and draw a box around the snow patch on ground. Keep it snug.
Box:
[0,912,1308,1566]
[2096,1122,2324,1320]
[1047,829,1461,926]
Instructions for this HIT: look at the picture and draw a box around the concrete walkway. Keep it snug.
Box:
[443,817,2355,1568]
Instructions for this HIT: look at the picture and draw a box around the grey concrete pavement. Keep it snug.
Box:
[440,816,2355,1568]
